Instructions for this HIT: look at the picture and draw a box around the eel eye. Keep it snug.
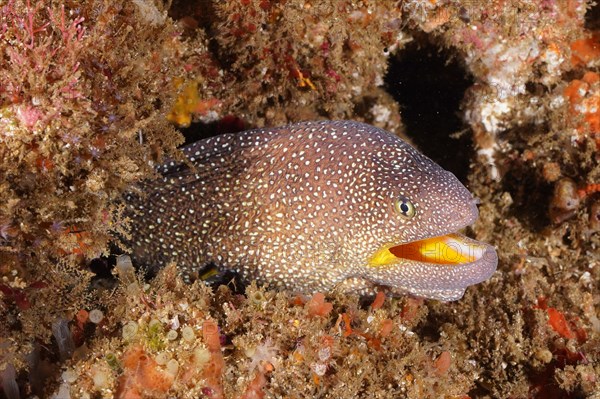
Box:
[394,196,416,218]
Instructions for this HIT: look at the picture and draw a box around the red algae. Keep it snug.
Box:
[117,345,174,397]
[202,320,225,399]
[239,371,268,399]
[306,293,333,318]
[433,351,452,376]
[370,291,386,310]
[379,319,394,338]
[570,33,600,67]
[547,308,577,340]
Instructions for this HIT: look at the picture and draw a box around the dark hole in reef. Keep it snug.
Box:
[385,38,474,182]
[585,0,600,30]
[168,0,217,34]
[89,256,115,280]
[167,0,234,70]
[178,116,248,145]
[500,144,553,232]
[562,228,573,246]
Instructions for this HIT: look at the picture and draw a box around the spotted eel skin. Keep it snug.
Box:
[125,120,497,301]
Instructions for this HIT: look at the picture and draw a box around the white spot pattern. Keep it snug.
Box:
[125,121,496,300]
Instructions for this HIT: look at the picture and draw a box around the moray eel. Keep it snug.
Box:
[125,120,497,301]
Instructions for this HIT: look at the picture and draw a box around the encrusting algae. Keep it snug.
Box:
[1,0,600,398]
[56,259,469,399]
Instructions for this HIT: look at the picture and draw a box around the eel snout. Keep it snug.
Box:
[367,192,497,301]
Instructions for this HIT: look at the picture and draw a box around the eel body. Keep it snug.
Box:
[125,120,497,301]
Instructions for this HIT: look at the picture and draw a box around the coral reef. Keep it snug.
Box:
[53,262,472,399]
[1,0,189,262]
[0,0,203,393]
[209,1,407,128]
[1,0,599,398]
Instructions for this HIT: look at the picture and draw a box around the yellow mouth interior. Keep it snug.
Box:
[369,234,483,267]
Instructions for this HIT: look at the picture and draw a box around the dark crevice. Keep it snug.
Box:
[385,39,474,182]
[168,0,230,75]
[178,116,248,146]
[585,0,600,30]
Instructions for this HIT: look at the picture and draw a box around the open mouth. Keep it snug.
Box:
[369,233,488,267]
[364,231,497,301]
